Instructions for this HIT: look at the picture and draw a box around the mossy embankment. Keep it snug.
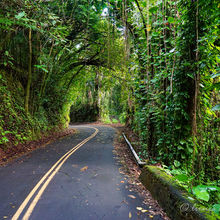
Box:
[0,70,70,163]
[140,166,219,220]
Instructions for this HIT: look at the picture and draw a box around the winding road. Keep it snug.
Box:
[0,125,164,220]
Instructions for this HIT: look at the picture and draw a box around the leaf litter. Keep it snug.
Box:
[80,166,88,172]
[128,194,136,199]
[114,127,170,220]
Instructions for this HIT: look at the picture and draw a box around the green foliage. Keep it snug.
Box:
[114,0,219,191]
[0,0,107,148]
[0,0,219,213]
[193,186,211,202]
[0,70,50,149]
[192,185,220,203]
[164,165,219,214]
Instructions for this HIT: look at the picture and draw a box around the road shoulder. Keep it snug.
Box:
[113,127,170,220]
[0,128,76,166]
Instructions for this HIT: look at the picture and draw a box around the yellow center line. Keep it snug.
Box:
[12,126,99,220]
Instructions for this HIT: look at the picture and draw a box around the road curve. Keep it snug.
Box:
[0,125,164,220]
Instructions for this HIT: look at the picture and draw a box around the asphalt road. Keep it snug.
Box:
[0,125,164,220]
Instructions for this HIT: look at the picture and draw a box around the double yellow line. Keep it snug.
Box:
[12,126,99,220]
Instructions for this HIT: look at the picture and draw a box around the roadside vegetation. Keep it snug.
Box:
[0,0,219,215]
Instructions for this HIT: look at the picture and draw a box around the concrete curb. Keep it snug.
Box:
[139,166,219,220]
[122,133,146,167]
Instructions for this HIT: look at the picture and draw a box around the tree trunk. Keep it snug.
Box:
[25,28,32,114]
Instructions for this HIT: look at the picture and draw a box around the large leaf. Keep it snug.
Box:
[192,186,210,202]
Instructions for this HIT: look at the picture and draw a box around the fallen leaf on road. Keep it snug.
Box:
[10,203,15,208]
[128,195,136,199]
[136,207,142,210]
[80,166,88,172]
[120,181,124,183]
[129,212,132,218]
[121,199,128,205]
[149,215,154,218]
[3,216,8,219]
[141,209,148,213]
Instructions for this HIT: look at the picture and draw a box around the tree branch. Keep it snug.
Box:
[134,0,148,40]
[66,65,85,90]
